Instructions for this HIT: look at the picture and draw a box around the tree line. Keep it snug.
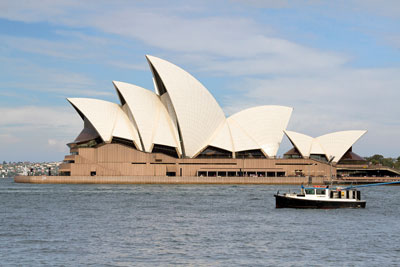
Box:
[365,155,400,169]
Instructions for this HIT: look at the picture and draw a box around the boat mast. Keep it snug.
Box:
[328,156,335,186]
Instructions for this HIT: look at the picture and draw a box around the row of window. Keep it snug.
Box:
[305,189,326,195]
[197,171,285,177]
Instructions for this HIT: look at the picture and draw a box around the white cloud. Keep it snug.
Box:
[385,35,400,49]
[54,30,115,46]
[0,0,85,23]
[48,138,70,152]
[0,34,86,59]
[0,133,20,144]
[0,55,114,97]
[230,0,306,9]
[351,0,400,18]
[107,60,148,71]
[0,1,347,74]
[47,139,57,146]
[0,106,80,130]
[197,50,347,76]
[0,105,82,161]
[231,0,400,18]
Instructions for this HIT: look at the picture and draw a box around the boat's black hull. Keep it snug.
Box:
[274,194,366,209]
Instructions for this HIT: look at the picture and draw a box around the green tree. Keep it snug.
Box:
[365,154,400,169]
[382,158,394,168]
[366,154,384,165]
[395,157,400,169]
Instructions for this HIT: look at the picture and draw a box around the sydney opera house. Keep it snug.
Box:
[59,55,396,179]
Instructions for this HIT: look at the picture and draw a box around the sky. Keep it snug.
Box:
[0,0,399,162]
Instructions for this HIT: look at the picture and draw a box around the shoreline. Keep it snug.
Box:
[14,175,325,185]
[13,175,400,185]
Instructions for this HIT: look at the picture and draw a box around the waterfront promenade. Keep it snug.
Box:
[14,175,400,185]
[14,175,325,185]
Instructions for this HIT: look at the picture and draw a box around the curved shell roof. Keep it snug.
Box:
[285,130,367,162]
[67,98,140,148]
[226,118,260,152]
[284,130,314,157]
[113,81,181,154]
[310,139,326,155]
[316,130,367,162]
[67,55,367,161]
[207,121,235,152]
[146,55,226,157]
[228,106,293,157]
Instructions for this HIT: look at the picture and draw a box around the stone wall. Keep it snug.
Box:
[14,175,326,185]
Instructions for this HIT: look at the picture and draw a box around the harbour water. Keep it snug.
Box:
[1,178,400,266]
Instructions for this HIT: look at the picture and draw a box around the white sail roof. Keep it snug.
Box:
[66,55,368,161]
[207,121,235,152]
[227,118,260,152]
[310,139,326,155]
[228,106,293,157]
[146,55,226,157]
[316,130,367,163]
[113,81,181,155]
[284,130,367,162]
[284,130,314,157]
[67,98,140,148]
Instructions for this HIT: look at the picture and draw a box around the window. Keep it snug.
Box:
[235,149,266,159]
[196,146,232,158]
[198,171,207,177]
[305,189,315,194]
[316,189,326,195]
[295,169,304,176]
[284,147,303,159]
[112,137,137,149]
[74,138,102,148]
[152,144,179,158]
[310,154,328,162]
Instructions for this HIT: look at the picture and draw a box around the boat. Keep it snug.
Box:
[274,185,366,209]
[275,181,400,209]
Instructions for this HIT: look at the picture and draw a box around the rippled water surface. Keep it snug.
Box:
[1,178,400,266]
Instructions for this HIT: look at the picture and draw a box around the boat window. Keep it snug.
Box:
[305,189,315,194]
[316,189,326,195]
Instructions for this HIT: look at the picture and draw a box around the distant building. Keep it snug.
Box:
[59,55,397,178]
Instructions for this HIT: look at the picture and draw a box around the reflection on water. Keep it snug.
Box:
[1,178,400,266]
